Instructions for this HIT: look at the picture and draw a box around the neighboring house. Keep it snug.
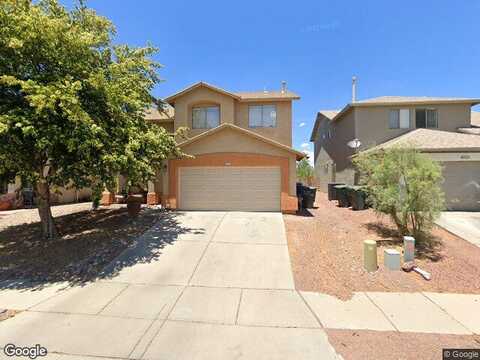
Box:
[310,85,480,210]
[472,111,480,127]
[103,81,304,213]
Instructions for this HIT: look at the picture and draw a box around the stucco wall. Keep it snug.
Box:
[313,110,356,190]
[169,85,293,147]
[177,127,297,196]
[355,103,472,151]
[172,86,235,137]
[234,101,292,146]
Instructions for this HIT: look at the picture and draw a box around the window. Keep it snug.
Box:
[389,109,410,129]
[192,106,220,129]
[415,109,438,128]
[248,105,277,128]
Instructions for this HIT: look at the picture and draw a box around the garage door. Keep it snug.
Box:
[442,161,480,211]
[179,167,281,211]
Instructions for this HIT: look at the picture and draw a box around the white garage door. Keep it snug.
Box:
[179,167,281,211]
[442,161,480,211]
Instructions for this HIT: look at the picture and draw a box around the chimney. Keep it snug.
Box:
[281,80,287,94]
[352,76,357,103]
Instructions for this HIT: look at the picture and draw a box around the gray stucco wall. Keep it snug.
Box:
[355,103,472,151]
[313,110,356,191]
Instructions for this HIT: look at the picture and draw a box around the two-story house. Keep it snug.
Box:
[139,81,304,213]
[310,80,480,210]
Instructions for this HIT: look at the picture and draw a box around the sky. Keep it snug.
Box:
[61,0,480,160]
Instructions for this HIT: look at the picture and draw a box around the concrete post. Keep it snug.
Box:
[146,180,159,205]
[100,187,114,206]
[384,249,401,270]
[363,240,378,272]
[403,236,415,262]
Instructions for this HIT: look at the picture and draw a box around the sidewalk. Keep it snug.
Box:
[0,212,478,359]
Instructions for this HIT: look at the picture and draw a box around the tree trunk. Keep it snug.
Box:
[36,180,57,239]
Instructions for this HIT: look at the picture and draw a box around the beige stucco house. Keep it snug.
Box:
[310,89,480,210]
[103,81,304,213]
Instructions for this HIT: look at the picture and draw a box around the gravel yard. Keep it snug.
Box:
[326,329,480,360]
[0,203,163,285]
[284,192,480,299]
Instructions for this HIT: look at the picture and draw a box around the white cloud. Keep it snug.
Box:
[301,142,310,149]
[302,150,314,166]
[299,122,306,128]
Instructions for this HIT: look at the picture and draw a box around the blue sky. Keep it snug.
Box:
[61,0,480,157]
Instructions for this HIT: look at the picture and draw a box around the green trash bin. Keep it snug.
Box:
[350,186,367,210]
[334,185,350,207]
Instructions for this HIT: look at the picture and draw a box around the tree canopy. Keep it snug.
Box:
[296,157,314,185]
[0,0,183,238]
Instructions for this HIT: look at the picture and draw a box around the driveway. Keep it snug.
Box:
[0,211,340,359]
[436,212,480,247]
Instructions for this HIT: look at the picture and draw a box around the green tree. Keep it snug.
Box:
[297,158,314,185]
[0,0,183,239]
[353,147,445,240]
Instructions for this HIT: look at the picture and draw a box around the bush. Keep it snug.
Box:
[353,147,445,240]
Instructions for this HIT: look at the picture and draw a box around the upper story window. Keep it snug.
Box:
[389,109,410,129]
[249,105,277,128]
[415,109,438,128]
[192,106,220,129]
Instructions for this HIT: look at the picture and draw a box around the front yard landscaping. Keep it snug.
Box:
[284,192,480,300]
[327,329,480,360]
[0,203,163,285]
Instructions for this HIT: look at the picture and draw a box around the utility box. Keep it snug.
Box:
[384,249,401,270]
[363,240,378,272]
[403,236,415,262]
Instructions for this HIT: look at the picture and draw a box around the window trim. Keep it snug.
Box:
[248,104,277,128]
[191,105,220,129]
[415,108,438,129]
[389,108,410,129]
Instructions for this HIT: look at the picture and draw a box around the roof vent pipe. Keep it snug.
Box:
[281,81,287,94]
[352,76,357,103]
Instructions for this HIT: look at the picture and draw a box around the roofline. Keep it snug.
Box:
[329,99,480,123]
[357,146,480,156]
[356,129,480,155]
[164,81,241,103]
[237,94,301,102]
[178,123,306,160]
[353,99,480,107]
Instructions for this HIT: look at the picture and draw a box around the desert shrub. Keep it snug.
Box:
[353,147,445,240]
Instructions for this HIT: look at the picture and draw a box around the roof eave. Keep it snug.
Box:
[178,123,306,160]
[353,99,480,107]
[164,82,241,104]
[237,95,300,102]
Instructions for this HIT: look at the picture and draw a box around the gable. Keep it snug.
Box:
[182,127,286,157]
[179,124,304,160]
[164,82,240,104]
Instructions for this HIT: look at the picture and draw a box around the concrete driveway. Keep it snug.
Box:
[0,211,340,359]
[436,212,480,247]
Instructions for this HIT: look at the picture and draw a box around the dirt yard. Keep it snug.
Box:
[284,192,480,299]
[0,203,162,285]
[326,329,480,360]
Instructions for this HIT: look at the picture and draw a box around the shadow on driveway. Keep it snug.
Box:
[0,209,201,291]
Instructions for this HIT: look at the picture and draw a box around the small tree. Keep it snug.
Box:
[353,147,445,240]
[297,158,314,185]
[0,0,184,239]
